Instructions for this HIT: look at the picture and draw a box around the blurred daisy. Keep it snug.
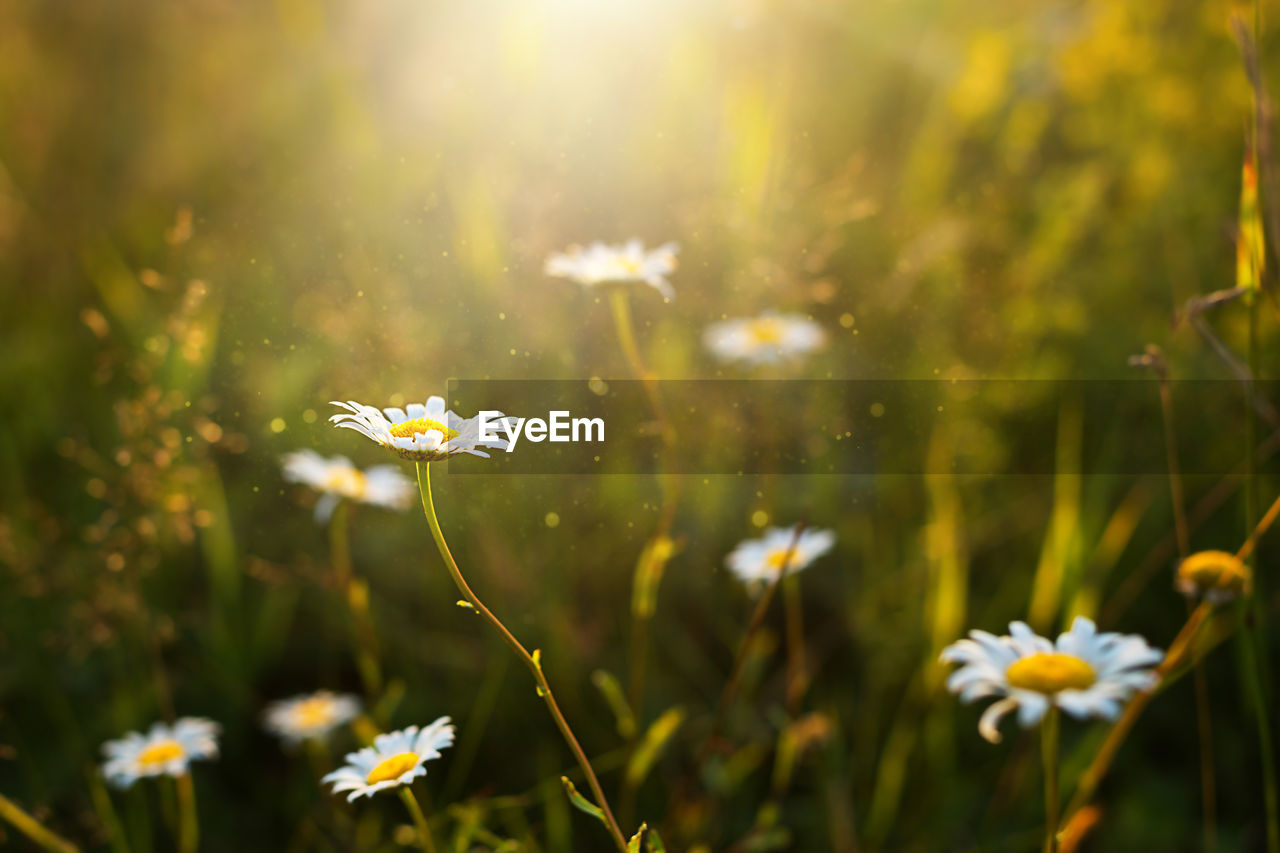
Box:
[704,312,826,366]
[726,525,836,586]
[264,691,361,744]
[322,718,455,802]
[101,718,220,788]
[1175,549,1252,604]
[330,397,509,462]
[544,239,679,300]
[282,450,414,523]
[940,617,1163,744]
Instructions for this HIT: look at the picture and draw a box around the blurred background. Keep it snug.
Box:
[0,0,1277,849]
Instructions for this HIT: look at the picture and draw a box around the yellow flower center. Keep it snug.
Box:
[324,467,367,499]
[765,549,799,571]
[618,257,643,275]
[292,697,335,729]
[1005,653,1096,694]
[365,752,420,785]
[136,740,185,767]
[388,417,459,442]
[747,318,784,344]
[1177,550,1250,596]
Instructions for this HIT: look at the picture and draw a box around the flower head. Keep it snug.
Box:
[282,450,414,523]
[101,717,220,788]
[725,525,836,587]
[322,718,455,802]
[330,397,508,462]
[704,312,826,366]
[1176,550,1251,604]
[264,691,361,744]
[940,617,1163,743]
[544,239,679,300]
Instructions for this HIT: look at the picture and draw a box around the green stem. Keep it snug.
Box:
[415,462,628,853]
[398,787,439,853]
[1042,708,1060,853]
[782,573,807,717]
[0,793,79,853]
[175,773,198,853]
[330,501,384,706]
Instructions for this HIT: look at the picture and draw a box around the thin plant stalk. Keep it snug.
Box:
[1067,493,1280,824]
[1154,358,1217,850]
[608,287,680,723]
[398,787,439,853]
[415,462,629,853]
[1042,708,1061,853]
[175,773,198,853]
[329,501,384,706]
[1244,4,1279,842]
[706,520,808,751]
[0,793,79,853]
[782,573,808,717]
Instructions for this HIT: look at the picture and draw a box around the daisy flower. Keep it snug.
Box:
[544,239,679,300]
[101,718,221,788]
[329,396,509,462]
[940,617,1163,744]
[282,450,415,523]
[703,311,827,366]
[263,691,361,744]
[1175,550,1251,604]
[725,525,836,587]
[322,718,455,802]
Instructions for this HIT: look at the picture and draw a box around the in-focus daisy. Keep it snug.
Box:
[703,311,827,366]
[330,396,509,462]
[322,718,455,801]
[940,617,1163,743]
[263,691,361,744]
[544,239,679,300]
[282,450,415,523]
[725,525,836,587]
[101,718,221,788]
[1175,549,1252,604]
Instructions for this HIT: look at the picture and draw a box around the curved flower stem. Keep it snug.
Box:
[175,773,198,853]
[0,793,79,853]
[1042,709,1060,853]
[398,787,439,853]
[415,462,628,852]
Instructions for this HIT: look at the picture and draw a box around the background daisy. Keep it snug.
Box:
[282,449,414,523]
[544,239,679,300]
[101,718,221,788]
[725,525,837,587]
[704,311,827,366]
[264,691,361,744]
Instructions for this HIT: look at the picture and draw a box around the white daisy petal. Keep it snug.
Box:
[941,619,1163,745]
[100,717,221,789]
[323,722,455,802]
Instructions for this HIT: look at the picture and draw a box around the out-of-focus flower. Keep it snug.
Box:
[322,718,455,802]
[544,239,679,300]
[101,718,220,788]
[725,525,836,586]
[704,312,826,366]
[1175,550,1251,604]
[263,691,361,744]
[330,397,508,462]
[282,450,414,523]
[940,617,1162,744]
